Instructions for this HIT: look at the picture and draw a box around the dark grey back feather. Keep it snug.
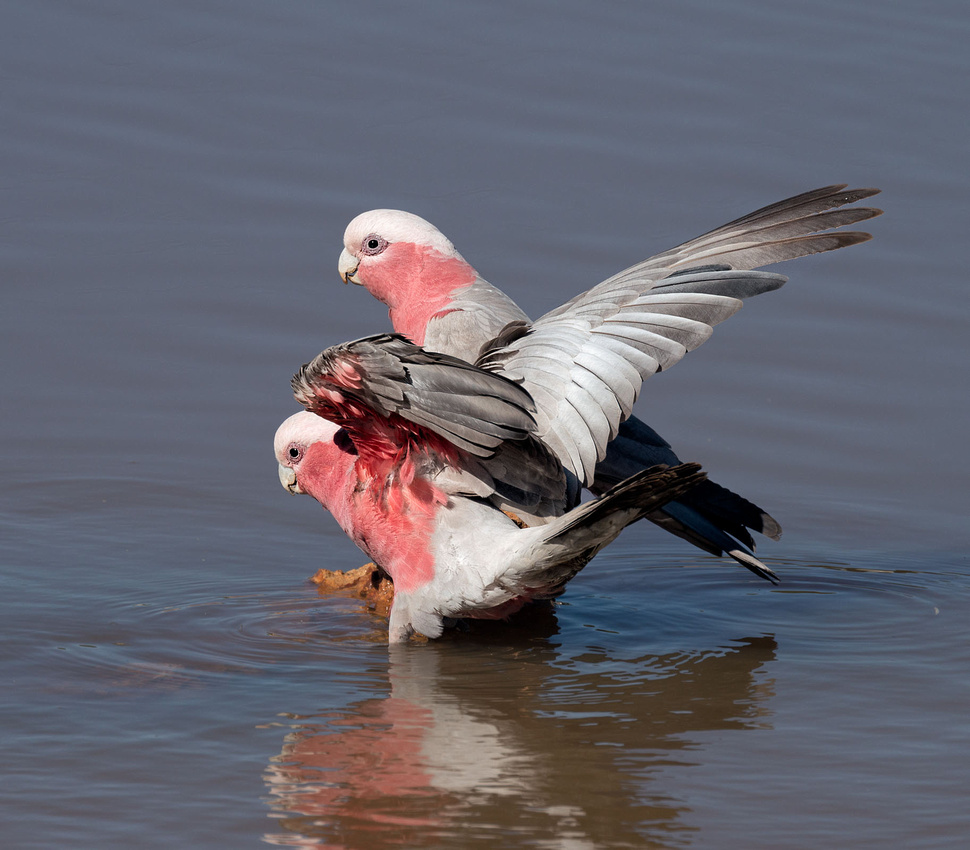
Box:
[293,333,539,457]
[293,333,569,510]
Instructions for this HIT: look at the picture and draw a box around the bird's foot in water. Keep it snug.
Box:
[310,563,395,617]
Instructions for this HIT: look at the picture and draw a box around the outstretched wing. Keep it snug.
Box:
[573,184,882,300]
[292,334,569,514]
[479,186,881,486]
[479,272,771,484]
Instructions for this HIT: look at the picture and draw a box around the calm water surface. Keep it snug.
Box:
[2,1,968,848]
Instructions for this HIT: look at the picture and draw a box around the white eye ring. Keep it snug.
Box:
[361,234,388,256]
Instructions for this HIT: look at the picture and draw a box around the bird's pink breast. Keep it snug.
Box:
[349,477,443,594]
[300,442,444,594]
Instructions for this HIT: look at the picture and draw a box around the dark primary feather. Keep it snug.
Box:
[292,333,539,457]
[703,185,880,232]
[594,417,780,540]
[546,462,707,541]
[607,184,882,280]
[592,418,781,583]
[654,268,789,299]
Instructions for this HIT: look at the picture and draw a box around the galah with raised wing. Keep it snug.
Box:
[275,334,707,643]
[336,185,882,578]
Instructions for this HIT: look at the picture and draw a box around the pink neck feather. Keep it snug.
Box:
[362,242,477,345]
[300,441,447,594]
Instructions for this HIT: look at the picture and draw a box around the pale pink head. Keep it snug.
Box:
[336,210,477,343]
[274,411,357,507]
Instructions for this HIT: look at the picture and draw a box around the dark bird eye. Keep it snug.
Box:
[361,234,388,256]
[288,446,302,460]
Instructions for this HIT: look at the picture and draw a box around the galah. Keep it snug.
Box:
[274,335,707,643]
[336,185,882,577]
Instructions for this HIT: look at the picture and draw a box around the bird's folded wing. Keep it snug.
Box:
[292,333,538,458]
[293,333,569,512]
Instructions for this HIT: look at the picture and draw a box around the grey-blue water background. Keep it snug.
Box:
[2,1,968,848]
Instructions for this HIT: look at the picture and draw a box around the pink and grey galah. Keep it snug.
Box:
[336,185,882,578]
[275,334,708,643]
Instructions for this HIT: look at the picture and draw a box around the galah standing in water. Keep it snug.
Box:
[275,334,707,643]
[337,185,882,578]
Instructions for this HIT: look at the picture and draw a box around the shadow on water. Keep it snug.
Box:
[261,625,777,849]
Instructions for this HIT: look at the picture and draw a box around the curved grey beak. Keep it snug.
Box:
[338,248,361,285]
[278,463,302,495]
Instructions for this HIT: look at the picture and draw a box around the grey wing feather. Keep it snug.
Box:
[480,279,765,484]
[653,268,788,299]
[606,184,882,281]
[542,186,879,321]
[475,187,880,487]
[593,418,781,582]
[505,463,711,595]
[293,333,569,511]
[293,333,539,457]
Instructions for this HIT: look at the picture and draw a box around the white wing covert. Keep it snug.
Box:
[480,270,786,485]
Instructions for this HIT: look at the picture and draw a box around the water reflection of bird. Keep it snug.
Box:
[262,634,777,849]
